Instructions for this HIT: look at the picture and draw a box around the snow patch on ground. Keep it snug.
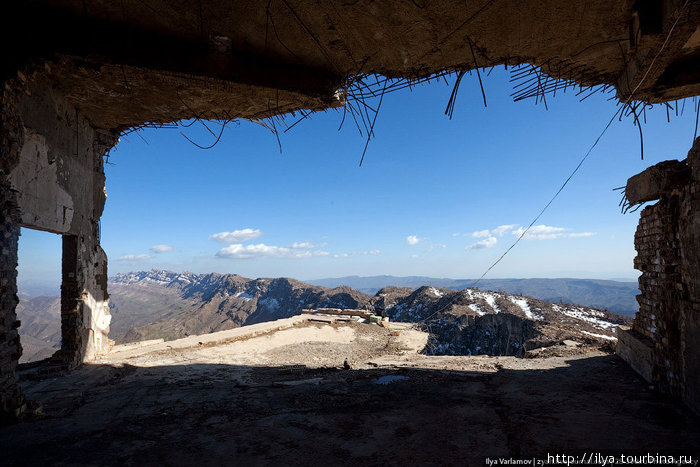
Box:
[581,330,617,341]
[235,291,255,301]
[428,287,444,297]
[468,303,486,316]
[507,296,542,320]
[473,291,500,313]
[552,304,617,330]
[145,277,170,285]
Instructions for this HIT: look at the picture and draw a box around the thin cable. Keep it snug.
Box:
[469,0,690,288]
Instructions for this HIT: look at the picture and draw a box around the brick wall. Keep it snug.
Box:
[628,137,700,412]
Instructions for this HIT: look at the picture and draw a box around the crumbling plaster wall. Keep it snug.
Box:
[620,137,700,414]
[0,74,116,421]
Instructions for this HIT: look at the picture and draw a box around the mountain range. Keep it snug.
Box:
[307,275,639,316]
[16,270,633,362]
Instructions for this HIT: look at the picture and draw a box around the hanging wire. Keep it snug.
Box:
[468,0,691,289]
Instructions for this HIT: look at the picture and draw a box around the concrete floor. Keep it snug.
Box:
[2,318,699,466]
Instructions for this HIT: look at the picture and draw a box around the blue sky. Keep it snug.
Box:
[18,67,699,286]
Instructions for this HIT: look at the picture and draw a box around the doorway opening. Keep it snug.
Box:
[16,227,62,363]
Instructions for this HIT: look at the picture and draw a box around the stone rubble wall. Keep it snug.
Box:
[627,137,700,414]
[0,83,26,423]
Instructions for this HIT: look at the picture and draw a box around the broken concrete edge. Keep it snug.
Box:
[304,308,374,318]
[7,0,700,119]
[107,338,165,354]
[625,159,690,205]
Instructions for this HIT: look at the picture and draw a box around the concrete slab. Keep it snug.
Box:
[616,326,654,383]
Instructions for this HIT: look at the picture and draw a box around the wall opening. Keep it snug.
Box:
[16,227,62,363]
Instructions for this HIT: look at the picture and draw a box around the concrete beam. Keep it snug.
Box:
[625,159,690,205]
[616,0,700,102]
[3,3,342,96]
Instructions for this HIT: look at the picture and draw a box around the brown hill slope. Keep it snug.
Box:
[114,271,371,342]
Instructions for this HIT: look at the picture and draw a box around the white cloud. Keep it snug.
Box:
[472,225,517,238]
[492,224,518,236]
[466,224,595,244]
[118,254,151,261]
[291,241,327,249]
[512,225,565,239]
[333,249,380,258]
[513,225,596,240]
[150,244,174,254]
[512,225,596,240]
[410,254,419,259]
[425,243,446,253]
[210,229,263,243]
[406,235,420,246]
[469,236,498,249]
[217,243,329,259]
[471,229,491,238]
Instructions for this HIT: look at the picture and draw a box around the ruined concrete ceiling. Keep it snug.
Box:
[5,0,700,130]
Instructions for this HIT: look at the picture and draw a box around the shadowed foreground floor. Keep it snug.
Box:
[2,320,699,465]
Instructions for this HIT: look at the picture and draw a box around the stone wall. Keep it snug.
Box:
[0,83,26,424]
[619,137,700,414]
[0,72,116,422]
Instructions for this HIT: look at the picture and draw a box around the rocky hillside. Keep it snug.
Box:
[112,270,370,343]
[370,286,630,357]
[15,295,61,363]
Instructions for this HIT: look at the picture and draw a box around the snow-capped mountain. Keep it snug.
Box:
[371,285,629,356]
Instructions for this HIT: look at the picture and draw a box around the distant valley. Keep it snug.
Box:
[16,270,635,362]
